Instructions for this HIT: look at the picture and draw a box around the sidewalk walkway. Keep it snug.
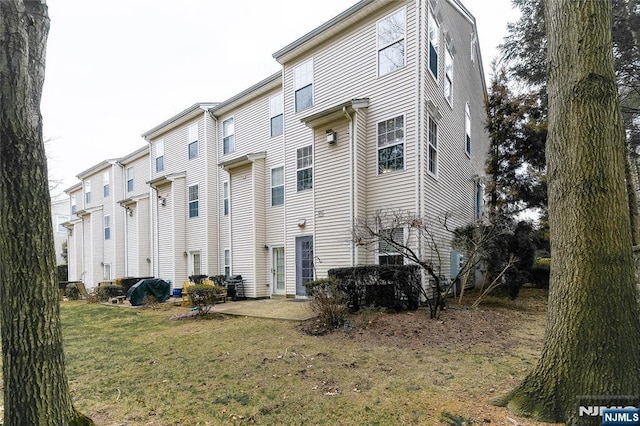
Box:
[211,298,315,321]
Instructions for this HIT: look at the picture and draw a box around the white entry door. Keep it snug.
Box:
[271,246,285,295]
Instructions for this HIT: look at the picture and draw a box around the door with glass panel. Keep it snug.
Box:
[271,246,285,295]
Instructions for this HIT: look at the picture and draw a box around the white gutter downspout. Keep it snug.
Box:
[414,0,424,259]
[343,106,354,266]
[207,111,221,275]
[115,161,128,277]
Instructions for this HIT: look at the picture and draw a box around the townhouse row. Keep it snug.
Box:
[63,0,490,297]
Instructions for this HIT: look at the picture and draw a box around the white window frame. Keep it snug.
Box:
[444,44,453,104]
[475,181,484,221]
[223,117,235,154]
[223,181,229,216]
[377,227,406,266]
[270,93,284,137]
[428,12,440,80]
[188,184,199,218]
[126,167,134,192]
[224,249,231,279]
[271,166,284,206]
[294,59,313,113]
[190,251,202,276]
[104,215,111,240]
[155,139,165,172]
[428,115,438,178]
[84,181,91,204]
[465,102,471,156]
[377,7,406,77]
[103,171,110,197]
[71,195,77,214]
[57,215,69,233]
[296,146,313,191]
[188,123,198,160]
[377,114,405,174]
[103,263,112,281]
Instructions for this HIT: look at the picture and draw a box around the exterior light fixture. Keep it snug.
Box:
[326,130,337,145]
[297,218,306,227]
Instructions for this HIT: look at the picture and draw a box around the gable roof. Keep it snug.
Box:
[141,102,218,141]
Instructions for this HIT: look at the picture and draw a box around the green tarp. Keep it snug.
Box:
[126,278,171,306]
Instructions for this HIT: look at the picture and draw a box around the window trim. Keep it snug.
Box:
[376,6,406,77]
[188,184,199,218]
[377,114,406,175]
[126,167,134,192]
[428,11,440,81]
[444,44,454,105]
[222,117,235,155]
[190,251,202,276]
[294,59,314,113]
[271,165,285,206]
[427,114,439,178]
[103,263,112,281]
[57,215,69,233]
[84,181,91,204]
[71,195,77,214]
[269,93,284,137]
[188,123,199,160]
[155,139,165,173]
[465,103,471,156]
[104,215,111,240]
[377,227,406,266]
[296,146,313,192]
[223,181,229,216]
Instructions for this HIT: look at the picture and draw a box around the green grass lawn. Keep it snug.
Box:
[60,290,554,425]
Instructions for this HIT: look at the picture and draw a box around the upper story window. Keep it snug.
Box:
[270,93,284,137]
[465,103,471,155]
[378,228,405,265]
[188,184,199,218]
[155,139,164,173]
[126,167,134,192]
[294,59,313,112]
[103,171,110,197]
[444,45,453,104]
[470,32,477,63]
[377,8,406,76]
[428,115,438,176]
[223,181,229,216]
[271,166,284,206]
[84,181,91,204]
[71,195,77,214]
[428,12,440,79]
[296,146,313,191]
[104,215,111,240]
[223,118,235,155]
[475,181,484,221]
[188,123,198,160]
[57,215,69,233]
[377,115,405,174]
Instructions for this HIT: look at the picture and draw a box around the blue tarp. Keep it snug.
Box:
[126,278,171,306]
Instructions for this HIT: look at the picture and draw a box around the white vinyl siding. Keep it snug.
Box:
[271,166,284,206]
[428,12,439,79]
[223,118,235,154]
[377,115,405,174]
[377,7,406,76]
[428,115,438,177]
[296,146,313,191]
[294,59,313,112]
[188,123,198,160]
[444,45,453,104]
[270,93,283,137]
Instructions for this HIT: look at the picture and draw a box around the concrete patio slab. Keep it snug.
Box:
[211,298,315,321]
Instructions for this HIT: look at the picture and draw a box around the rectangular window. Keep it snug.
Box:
[85,181,91,204]
[465,103,471,155]
[377,115,405,174]
[103,264,112,281]
[428,115,438,176]
[191,252,201,276]
[188,184,199,218]
[223,181,229,216]
[475,182,484,220]
[188,123,198,160]
[444,45,453,103]
[57,215,69,233]
[270,93,284,137]
[294,59,313,112]
[377,8,406,76]
[223,118,235,154]
[156,139,164,172]
[224,249,231,279]
[126,167,134,192]
[428,13,439,79]
[378,228,405,265]
[103,171,110,197]
[271,166,284,206]
[71,195,77,214]
[104,215,111,240]
[296,146,313,191]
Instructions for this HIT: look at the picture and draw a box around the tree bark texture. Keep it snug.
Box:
[0,1,93,424]
[501,1,640,424]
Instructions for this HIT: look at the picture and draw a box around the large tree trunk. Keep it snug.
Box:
[0,1,93,424]
[499,0,640,424]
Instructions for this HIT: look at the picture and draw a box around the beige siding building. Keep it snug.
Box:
[62,0,489,298]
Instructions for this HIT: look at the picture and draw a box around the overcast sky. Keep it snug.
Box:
[42,0,519,198]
